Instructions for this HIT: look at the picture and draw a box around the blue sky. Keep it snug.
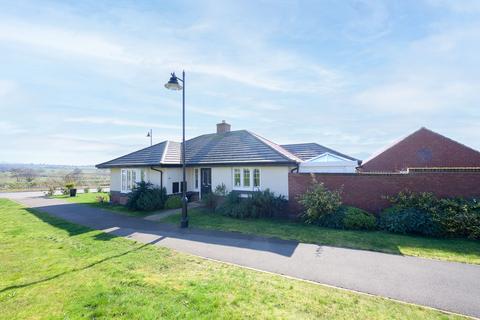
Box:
[1,0,479,165]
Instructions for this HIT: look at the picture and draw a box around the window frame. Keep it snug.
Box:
[194,168,199,190]
[172,182,179,194]
[233,168,241,187]
[232,167,260,191]
[120,168,146,193]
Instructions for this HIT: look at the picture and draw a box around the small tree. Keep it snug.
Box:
[298,182,342,224]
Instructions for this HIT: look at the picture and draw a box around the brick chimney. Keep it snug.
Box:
[216,120,231,134]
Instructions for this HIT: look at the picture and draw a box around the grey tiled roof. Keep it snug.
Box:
[96,130,301,168]
[185,130,301,164]
[281,143,359,162]
[96,141,168,168]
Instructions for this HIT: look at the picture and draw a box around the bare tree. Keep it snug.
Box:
[10,168,37,183]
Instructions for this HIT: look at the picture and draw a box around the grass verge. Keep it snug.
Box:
[0,198,464,319]
[162,209,480,265]
[53,192,151,217]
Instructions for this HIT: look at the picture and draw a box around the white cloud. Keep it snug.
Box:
[0,17,344,94]
[64,116,188,130]
[426,0,480,13]
[0,20,138,65]
[0,121,26,135]
[0,80,16,97]
[352,23,480,114]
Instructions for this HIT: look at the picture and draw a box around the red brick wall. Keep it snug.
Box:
[289,172,480,215]
[110,191,128,205]
[361,128,480,172]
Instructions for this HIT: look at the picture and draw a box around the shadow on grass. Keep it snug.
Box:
[0,235,166,294]
[23,204,299,257]
[177,210,480,260]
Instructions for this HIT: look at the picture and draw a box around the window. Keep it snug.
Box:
[253,169,260,187]
[233,168,260,190]
[234,168,241,187]
[121,168,145,193]
[194,169,199,189]
[243,168,250,187]
[172,182,179,194]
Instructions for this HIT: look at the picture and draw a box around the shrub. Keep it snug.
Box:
[83,188,89,193]
[217,189,287,219]
[387,191,439,215]
[126,181,167,211]
[298,183,342,225]
[202,184,229,210]
[381,191,480,239]
[379,206,442,236]
[435,197,480,239]
[165,195,183,209]
[96,195,107,203]
[343,207,376,230]
[203,192,219,210]
[249,189,287,218]
[97,186,103,193]
[315,209,346,229]
[214,183,228,196]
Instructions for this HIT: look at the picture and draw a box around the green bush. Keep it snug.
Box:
[214,183,228,196]
[342,207,376,230]
[435,198,480,239]
[217,189,287,219]
[380,191,480,239]
[203,192,219,210]
[315,209,346,229]
[202,184,229,210]
[379,206,442,236]
[83,188,89,193]
[298,183,342,225]
[65,183,75,190]
[165,195,183,209]
[126,181,167,211]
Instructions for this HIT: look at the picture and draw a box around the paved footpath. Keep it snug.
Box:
[2,192,480,318]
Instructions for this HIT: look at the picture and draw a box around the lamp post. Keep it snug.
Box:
[164,71,188,228]
[146,129,152,146]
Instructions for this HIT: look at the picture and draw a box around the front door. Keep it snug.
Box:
[200,168,212,198]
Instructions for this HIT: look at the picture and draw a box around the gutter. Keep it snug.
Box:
[150,167,163,190]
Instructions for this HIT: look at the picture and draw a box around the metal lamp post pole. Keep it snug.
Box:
[180,70,188,228]
[165,70,188,228]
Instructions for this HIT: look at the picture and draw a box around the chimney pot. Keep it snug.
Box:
[216,121,231,134]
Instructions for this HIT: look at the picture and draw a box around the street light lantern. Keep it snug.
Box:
[164,73,183,90]
[146,129,152,146]
[165,70,188,228]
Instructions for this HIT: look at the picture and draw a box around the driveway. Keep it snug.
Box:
[2,192,480,318]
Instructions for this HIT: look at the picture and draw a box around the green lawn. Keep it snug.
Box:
[53,192,151,217]
[162,209,480,265]
[0,199,463,319]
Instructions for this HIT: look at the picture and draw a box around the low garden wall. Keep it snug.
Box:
[289,172,480,215]
[110,191,128,205]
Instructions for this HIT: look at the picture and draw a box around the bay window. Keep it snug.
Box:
[121,168,145,193]
[253,169,260,188]
[234,168,241,187]
[233,168,260,190]
[243,168,250,187]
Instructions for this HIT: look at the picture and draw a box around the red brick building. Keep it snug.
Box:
[360,127,480,173]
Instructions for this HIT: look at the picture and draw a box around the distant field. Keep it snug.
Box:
[0,164,109,192]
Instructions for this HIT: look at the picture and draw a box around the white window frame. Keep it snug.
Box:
[121,168,146,193]
[232,167,261,191]
[194,168,199,190]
